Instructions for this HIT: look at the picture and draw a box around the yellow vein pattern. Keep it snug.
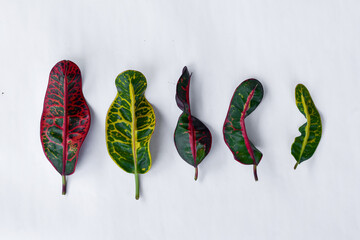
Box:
[291,84,322,169]
[105,70,155,199]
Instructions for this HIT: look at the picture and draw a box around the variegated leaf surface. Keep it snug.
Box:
[106,70,155,199]
[40,60,91,195]
[291,84,322,169]
[174,67,212,180]
[223,79,263,181]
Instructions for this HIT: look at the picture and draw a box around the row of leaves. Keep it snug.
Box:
[40,60,322,199]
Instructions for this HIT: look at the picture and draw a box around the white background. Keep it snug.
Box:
[0,0,359,239]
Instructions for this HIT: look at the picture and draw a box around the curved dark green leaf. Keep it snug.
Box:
[291,84,322,169]
[40,60,91,195]
[223,79,263,181]
[106,70,155,199]
[174,66,212,180]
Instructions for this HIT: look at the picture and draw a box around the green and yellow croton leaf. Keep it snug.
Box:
[40,60,91,195]
[291,84,322,169]
[106,70,155,200]
[223,79,263,181]
[174,67,212,181]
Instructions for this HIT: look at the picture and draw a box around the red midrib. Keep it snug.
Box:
[186,78,197,170]
[62,62,69,177]
[188,114,197,166]
[240,87,257,166]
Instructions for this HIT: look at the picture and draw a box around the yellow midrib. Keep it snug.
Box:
[129,82,138,173]
[299,94,311,161]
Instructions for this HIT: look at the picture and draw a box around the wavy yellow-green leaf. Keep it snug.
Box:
[291,84,322,169]
[106,70,155,199]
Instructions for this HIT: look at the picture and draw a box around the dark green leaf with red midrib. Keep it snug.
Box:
[223,79,263,181]
[40,60,91,195]
[174,66,212,180]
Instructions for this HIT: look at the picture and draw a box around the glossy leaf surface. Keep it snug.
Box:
[106,70,155,199]
[174,67,212,180]
[40,60,91,195]
[291,84,322,169]
[223,79,263,181]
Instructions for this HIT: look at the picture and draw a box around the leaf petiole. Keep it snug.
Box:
[253,165,258,181]
[135,172,139,200]
[62,174,66,195]
[194,167,198,181]
[294,162,299,170]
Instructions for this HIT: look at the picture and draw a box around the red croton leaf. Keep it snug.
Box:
[40,60,91,195]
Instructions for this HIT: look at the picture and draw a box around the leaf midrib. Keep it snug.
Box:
[62,62,68,177]
[299,94,311,162]
[240,86,257,163]
[129,81,138,175]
